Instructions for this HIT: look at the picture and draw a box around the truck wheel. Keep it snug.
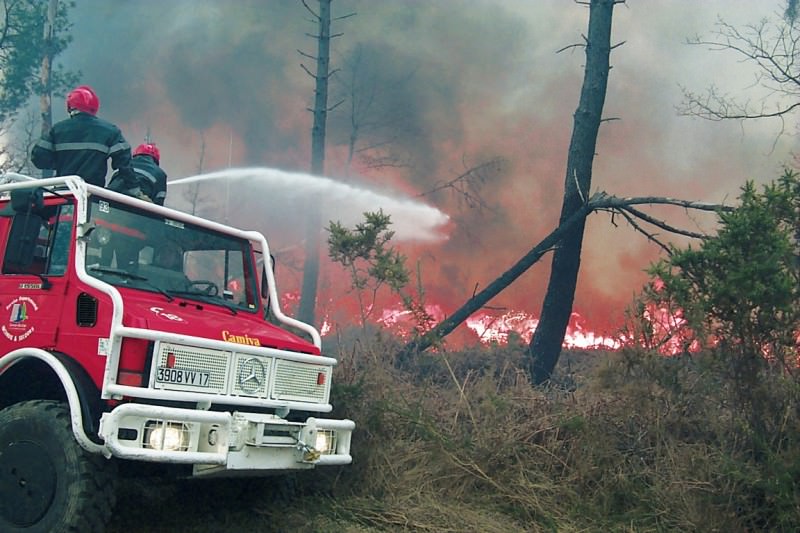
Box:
[0,400,116,533]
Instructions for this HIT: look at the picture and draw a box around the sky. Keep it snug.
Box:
[51,0,796,338]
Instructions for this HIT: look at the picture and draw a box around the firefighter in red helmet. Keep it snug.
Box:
[108,142,168,205]
[31,85,136,189]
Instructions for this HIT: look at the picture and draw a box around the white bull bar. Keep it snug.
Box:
[99,402,354,471]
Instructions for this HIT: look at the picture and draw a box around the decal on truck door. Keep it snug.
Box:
[2,296,37,341]
[150,306,184,322]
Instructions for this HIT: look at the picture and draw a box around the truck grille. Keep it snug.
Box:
[273,360,330,403]
[151,342,329,405]
[154,344,231,394]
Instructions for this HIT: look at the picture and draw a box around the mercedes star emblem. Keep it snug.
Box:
[237,357,266,393]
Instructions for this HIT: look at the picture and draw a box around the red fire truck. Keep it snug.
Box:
[0,173,354,533]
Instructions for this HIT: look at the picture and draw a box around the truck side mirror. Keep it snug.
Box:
[261,254,276,297]
[10,187,44,213]
[4,213,44,269]
[4,188,46,270]
[261,267,269,299]
[261,254,276,300]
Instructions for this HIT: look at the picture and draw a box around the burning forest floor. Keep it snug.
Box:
[108,331,800,533]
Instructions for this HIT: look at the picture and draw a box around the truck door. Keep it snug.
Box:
[0,201,73,351]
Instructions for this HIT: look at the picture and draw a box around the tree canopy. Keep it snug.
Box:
[0,0,76,122]
[645,170,800,377]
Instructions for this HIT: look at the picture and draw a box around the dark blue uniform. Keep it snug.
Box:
[32,112,135,188]
[108,154,168,205]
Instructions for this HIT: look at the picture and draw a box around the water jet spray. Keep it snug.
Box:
[168,167,450,243]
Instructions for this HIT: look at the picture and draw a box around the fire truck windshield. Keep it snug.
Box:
[84,196,259,312]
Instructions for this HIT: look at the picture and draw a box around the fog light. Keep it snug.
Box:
[314,430,336,455]
[144,421,189,451]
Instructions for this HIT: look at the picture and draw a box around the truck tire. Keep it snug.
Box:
[0,400,116,533]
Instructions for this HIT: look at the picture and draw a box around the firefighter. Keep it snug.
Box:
[31,85,136,189]
[153,240,183,271]
[108,142,168,205]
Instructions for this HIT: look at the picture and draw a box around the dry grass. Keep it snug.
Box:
[109,334,800,532]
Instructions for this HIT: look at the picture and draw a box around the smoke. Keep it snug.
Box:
[58,0,792,335]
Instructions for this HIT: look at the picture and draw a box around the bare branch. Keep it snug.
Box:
[681,15,800,123]
[614,208,673,254]
[299,63,315,78]
[594,193,733,212]
[297,49,317,61]
[328,98,344,113]
[620,204,708,239]
[556,43,585,54]
[417,156,504,211]
[301,0,319,20]
[357,153,413,170]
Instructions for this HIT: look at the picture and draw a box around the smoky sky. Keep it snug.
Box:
[58,0,794,334]
[65,0,532,171]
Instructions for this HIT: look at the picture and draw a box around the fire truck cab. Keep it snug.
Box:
[0,174,354,533]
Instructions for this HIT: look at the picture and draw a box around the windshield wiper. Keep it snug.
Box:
[88,265,147,280]
[88,266,175,302]
[169,290,238,315]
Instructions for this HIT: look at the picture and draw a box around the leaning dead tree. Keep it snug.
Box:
[527,0,620,385]
[396,192,731,361]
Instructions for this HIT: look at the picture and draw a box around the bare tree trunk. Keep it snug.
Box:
[39,0,58,177]
[527,0,615,384]
[298,0,333,325]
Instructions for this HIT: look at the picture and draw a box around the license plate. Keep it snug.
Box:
[156,367,210,387]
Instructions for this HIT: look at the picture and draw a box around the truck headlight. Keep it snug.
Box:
[315,429,336,455]
[144,421,189,451]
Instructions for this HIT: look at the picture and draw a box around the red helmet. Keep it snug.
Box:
[133,143,160,164]
[66,85,99,115]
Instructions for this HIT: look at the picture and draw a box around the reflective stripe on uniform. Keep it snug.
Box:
[53,142,110,154]
[109,141,131,155]
[36,139,55,150]
[134,168,158,184]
